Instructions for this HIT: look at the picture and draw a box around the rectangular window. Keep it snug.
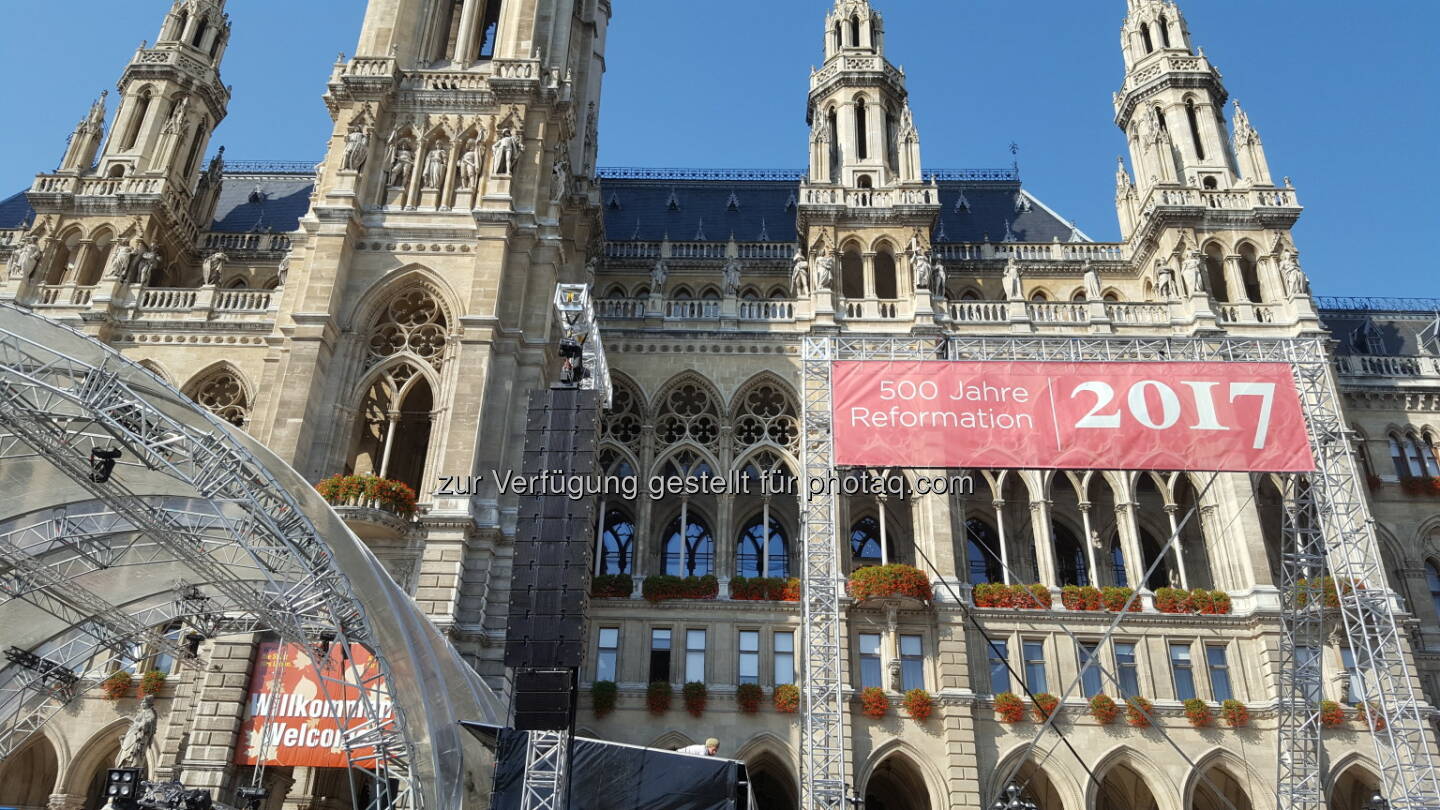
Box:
[1170,643,1197,701]
[1298,646,1322,703]
[739,630,760,685]
[900,635,924,692]
[649,628,671,683]
[1341,647,1366,704]
[1206,644,1233,702]
[1114,642,1140,697]
[1078,642,1103,698]
[774,631,795,686]
[859,633,883,689]
[596,627,620,683]
[1023,640,1047,695]
[987,640,1010,695]
[685,629,707,683]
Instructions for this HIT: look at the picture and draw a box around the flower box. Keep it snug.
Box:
[1090,694,1119,725]
[683,682,708,717]
[1357,702,1387,732]
[139,670,167,697]
[642,575,718,602]
[848,565,932,602]
[973,583,1051,610]
[736,683,763,714]
[1061,585,1103,611]
[903,689,934,722]
[994,692,1026,723]
[1400,476,1440,497]
[1125,696,1153,727]
[316,474,418,517]
[101,671,133,702]
[773,684,800,714]
[590,574,633,599]
[860,687,889,719]
[1101,587,1143,612]
[591,681,617,718]
[1220,700,1250,729]
[1183,698,1213,728]
[731,576,801,602]
[646,681,672,715]
[1319,700,1345,728]
[1297,577,1365,609]
[1031,693,1059,723]
[1155,587,1233,615]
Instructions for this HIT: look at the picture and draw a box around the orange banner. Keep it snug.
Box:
[233,641,393,769]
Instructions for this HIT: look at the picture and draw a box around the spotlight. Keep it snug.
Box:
[236,786,269,810]
[105,769,142,810]
[90,447,123,483]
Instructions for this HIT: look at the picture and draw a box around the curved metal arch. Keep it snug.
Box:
[0,303,502,809]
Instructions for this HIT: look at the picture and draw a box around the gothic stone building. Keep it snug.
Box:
[0,1,1438,809]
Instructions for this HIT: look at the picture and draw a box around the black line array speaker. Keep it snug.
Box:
[505,386,599,731]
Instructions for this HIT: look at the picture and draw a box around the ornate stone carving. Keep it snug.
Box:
[203,251,227,286]
[650,258,668,291]
[491,128,524,177]
[192,370,249,426]
[1182,250,1206,295]
[1156,263,1177,300]
[1003,258,1022,300]
[1282,250,1309,297]
[7,236,43,280]
[790,250,810,296]
[1083,261,1103,302]
[104,242,135,281]
[457,138,481,190]
[385,135,415,189]
[908,233,931,292]
[116,694,158,770]
[722,256,742,297]
[342,123,370,172]
[131,247,160,287]
[551,153,570,203]
[422,142,448,189]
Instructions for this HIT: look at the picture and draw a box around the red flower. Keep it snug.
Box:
[101,671,134,701]
[903,689,934,722]
[1221,700,1250,729]
[1062,586,1103,611]
[1319,700,1345,728]
[1090,694,1119,725]
[1101,587,1142,612]
[1125,697,1153,727]
[646,682,672,715]
[994,692,1026,723]
[590,575,633,598]
[848,565,932,602]
[736,683,763,714]
[1031,693,1060,722]
[859,687,889,719]
[683,682,708,717]
[1183,699,1213,728]
[773,684,800,714]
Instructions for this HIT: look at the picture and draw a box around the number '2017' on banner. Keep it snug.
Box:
[831,361,1315,473]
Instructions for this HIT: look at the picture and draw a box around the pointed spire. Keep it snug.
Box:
[86,91,108,129]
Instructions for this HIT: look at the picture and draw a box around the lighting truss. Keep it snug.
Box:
[798,334,1440,810]
[0,313,417,806]
[555,283,611,408]
[519,730,570,810]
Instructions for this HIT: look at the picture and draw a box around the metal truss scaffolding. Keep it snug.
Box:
[0,310,416,805]
[520,731,571,810]
[798,335,1440,810]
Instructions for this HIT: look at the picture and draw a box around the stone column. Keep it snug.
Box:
[177,635,258,793]
[1223,255,1248,304]
[1114,502,1145,592]
[1029,499,1057,588]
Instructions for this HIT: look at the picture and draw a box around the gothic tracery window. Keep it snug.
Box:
[601,379,645,452]
[656,381,721,451]
[736,517,789,578]
[733,383,799,455]
[367,287,450,370]
[187,369,250,427]
[664,515,714,577]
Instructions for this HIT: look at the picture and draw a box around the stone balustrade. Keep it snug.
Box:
[1335,354,1440,380]
[596,298,645,319]
[739,300,795,321]
[402,71,489,92]
[31,174,165,196]
[1026,301,1089,324]
[1217,302,1281,325]
[201,232,292,254]
[933,242,1130,263]
[840,298,904,321]
[1144,185,1300,212]
[799,186,938,209]
[665,300,721,320]
[601,242,796,262]
[1104,302,1170,326]
[948,301,1008,324]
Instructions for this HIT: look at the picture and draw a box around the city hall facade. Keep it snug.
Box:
[0,0,1438,808]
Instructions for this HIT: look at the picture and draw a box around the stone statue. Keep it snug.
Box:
[550,154,570,203]
[116,695,158,770]
[1156,263,1177,300]
[1282,250,1309,297]
[491,128,524,176]
[584,253,600,283]
[342,125,369,172]
[1182,250,1207,295]
[898,101,917,139]
[422,144,448,189]
[930,254,946,297]
[909,234,931,292]
[203,252,227,286]
[790,250,810,296]
[457,140,481,190]
[815,253,835,291]
[722,257,742,297]
[386,140,415,189]
[650,258,668,291]
[1003,258,1023,300]
[163,97,190,135]
[583,104,598,175]
[1083,261,1103,302]
[7,237,43,280]
[276,256,290,287]
[104,242,135,281]
[132,248,160,287]
[1167,566,1182,590]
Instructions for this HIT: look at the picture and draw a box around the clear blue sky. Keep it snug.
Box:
[0,0,1434,298]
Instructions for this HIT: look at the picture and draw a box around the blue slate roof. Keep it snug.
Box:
[0,191,33,230]
[596,175,1082,244]
[209,174,314,233]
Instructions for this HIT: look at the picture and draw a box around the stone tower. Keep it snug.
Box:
[799,0,941,330]
[11,0,232,297]
[248,0,610,678]
[1113,0,1313,327]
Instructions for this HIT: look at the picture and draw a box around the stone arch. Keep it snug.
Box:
[1326,753,1381,810]
[1183,747,1267,810]
[77,226,115,286]
[351,274,457,378]
[601,373,647,455]
[59,719,130,799]
[736,733,800,810]
[181,360,254,428]
[858,740,945,810]
[990,744,1085,810]
[1086,745,1182,810]
[730,372,800,459]
[45,226,84,285]
[652,373,724,456]
[0,732,60,808]
[136,358,175,386]
[346,357,440,493]
[1028,287,1053,302]
[648,730,695,750]
[344,264,461,338]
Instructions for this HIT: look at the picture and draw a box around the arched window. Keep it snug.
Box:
[827,108,840,182]
[209,31,224,60]
[121,89,152,150]
[873,246,897,299]
[833,22,843,52]
[185,367,250,427]
[1110,540,1129,588]
[850,515,886,567]
[850,15,862,47]
[1239,244,1262,303]
[1391,433,1411,479]
[1030,290,1049,303]
[601,380,644,453]
[1428,562,1440,621]
[1158,15,1172,48]
[1139,529,1174,591]
[1407,433,1437,477]
[1203,176,1218,190]
[78,230,113,287]
[366,286,451,370]
[965,518,1004,586]
[1140,23,1154,54]
[856,175,873,189]
[191,18,208,48]
[854,97,869,161]
[172,10,189,41]
[733,384,799,455]
[350,362,435,493]
[1425,432,1440,476]
[841,245,864,299]
[1185,99,1206,161]
[182,120,208,179]
[664,515,714,577]
[1053,525,1090,587]
[737,518,789,578]
[656,382,721,451]
[598,508,635,575]
[1204,244,1228,301]
[478,1,504,59]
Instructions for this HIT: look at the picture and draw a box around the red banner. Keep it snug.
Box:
[832,361,1315,472]
[234,642,393,769]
